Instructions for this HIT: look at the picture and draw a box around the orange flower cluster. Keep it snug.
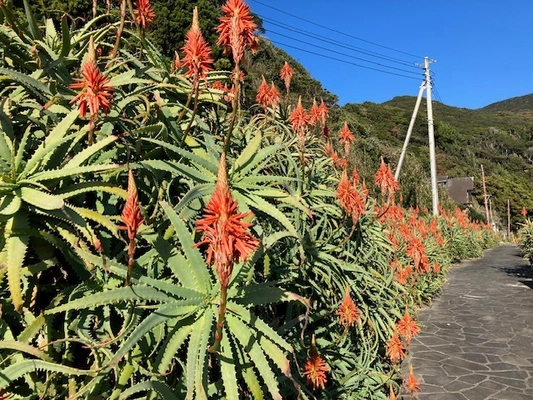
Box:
[212,80,234,103]
[336,170,366,224]
[70,59,114,118]
[280,61,293,93]
[374,157,399,204]
[339,122,354,154]
[195,153,259,287]
[289,96,310,134]
[396,309,420,345]
[256,76,280,108]
[386,332,405,363]
[133,0,156,31]
[217,0,258,66]
[337,286,360,328]
[182,8,214,81]
[404,364,420,396]
[121,170,144,241]
[406,236,430,273]
[303,353,328,390]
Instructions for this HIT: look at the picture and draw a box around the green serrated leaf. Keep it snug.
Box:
[0,195,21,215]
[18,186,64,210]
[0,340,51,361]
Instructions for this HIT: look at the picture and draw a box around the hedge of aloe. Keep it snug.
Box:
[0,1,499,399]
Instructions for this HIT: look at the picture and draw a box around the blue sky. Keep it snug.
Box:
[248,0,533,109]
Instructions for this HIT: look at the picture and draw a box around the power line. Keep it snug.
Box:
[249,0,424,60]
[260,15,419,69]
[265,38,422,81]
[265,30,422,77]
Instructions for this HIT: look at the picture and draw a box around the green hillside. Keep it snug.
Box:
[345,95,533,228]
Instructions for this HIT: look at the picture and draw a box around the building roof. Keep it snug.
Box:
[445,177,475,204]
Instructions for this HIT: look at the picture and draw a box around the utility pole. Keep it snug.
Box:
[395,57,439,216]
[507,199,511,239]
[481,165,490,225]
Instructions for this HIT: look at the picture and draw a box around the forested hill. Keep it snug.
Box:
[344,95,533,227]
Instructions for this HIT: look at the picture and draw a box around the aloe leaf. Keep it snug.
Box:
[29,164,119,182]
[0,360,91,389]
[17,314,45,343]
[74,248,204,299]
[0,67,51,101]
[226,314,282,400]
[0,195,21,216]
[70,205,119,237]
[18,186,64,210]
[0,340,51,361]
[173,183,213,215]
[154,323,193,374]
[6,215,29,311]
[0,129,13,167]
[227,302,292,352]
[63,135,118,168]
[118,380,176,400]
[220,327,239,400]
[141,137,218,174]
[59,15,70,57]
[45,286,176,314]
[108,69,152,87]
[194,308,213,400]
[232,131,262,173]
[160,201,211,293]
[185,310,207,400]
[23,0,42,40]
[56,181,127,200]
[139,160,214,183]
[109,300,202,366]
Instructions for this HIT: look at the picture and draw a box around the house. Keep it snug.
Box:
[438,176,475,205]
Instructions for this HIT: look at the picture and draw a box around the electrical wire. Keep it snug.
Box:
[265,38,422,81]
[249,0,425,60]
[265,29,422,76]
[260,16,420,69]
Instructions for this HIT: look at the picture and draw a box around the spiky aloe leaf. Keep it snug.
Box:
[0,195,21,216]
[226,314,282,400]
[220,326,239,400]
[63,135,118,168]
[160,201,211,293]
[0,360,91,390]
[118,380,176,400]
[5,213,29,312]
[139,160,214,183]
[0,341,51,361]
[45,286,176,314]
[28,164,120,182]
[18,186,64,210]
[0,67,51,102]
[17,314,45,343]
[108,299,203,366]
[154,323,194,374]
[232,131,262,174]
[22,0,42,41]
[55,181,127,199]
[185,309,212,400]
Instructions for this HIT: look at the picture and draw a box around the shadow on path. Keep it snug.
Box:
[401,244,533,400]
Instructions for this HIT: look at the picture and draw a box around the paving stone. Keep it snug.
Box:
[400,244,533,400]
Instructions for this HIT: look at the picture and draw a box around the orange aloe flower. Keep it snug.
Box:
[522,207,528,216]
[269,82,280,106]
[195,153,259,287]
[182,8,214,81]
[255,75,271,107]
[404,364,420,395]
[319,99,329,124]
[395,265,413,285]
[217,0,258,66]
[309,98,321,126]
[70,59,114,118]
[289,96,309,134]
[121,170,144,286]
[406,237,428,273]
[280,61,293,92]
[303,353,328,390]
[374,157,399,202]
[386,332,405,363]
[121,170,144,241]
[433,261,441,274]
[133,0,156,31]
[337,285,360,328]
[351,168,360,186]
[336,170,365,223]
[339,122,354,153]
[396,309,420,345]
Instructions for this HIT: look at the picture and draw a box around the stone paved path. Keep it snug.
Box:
[401,244,533,400]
